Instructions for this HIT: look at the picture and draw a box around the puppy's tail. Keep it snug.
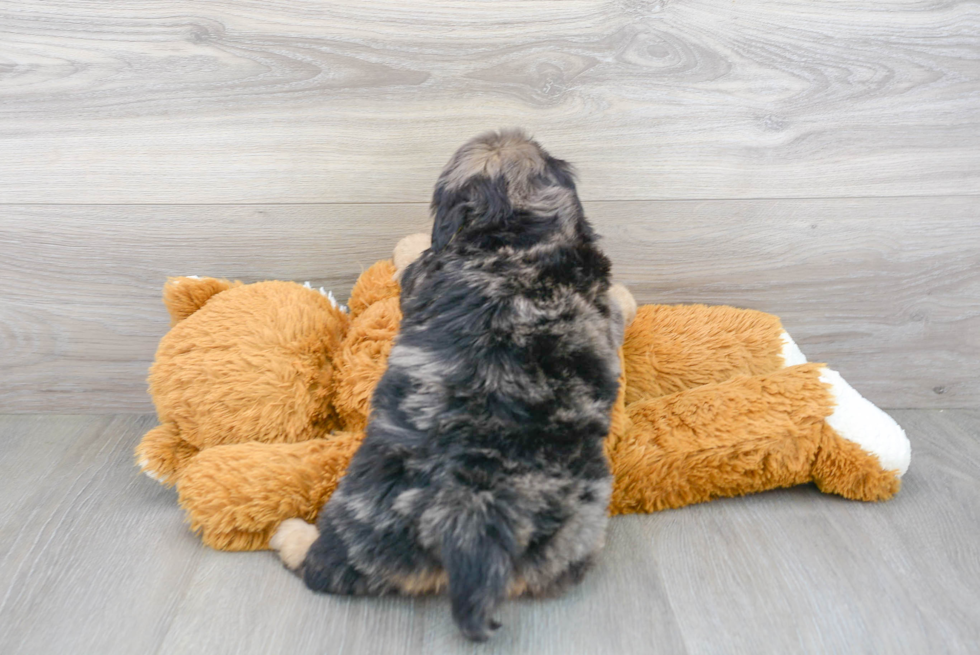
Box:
[440,509,515,642]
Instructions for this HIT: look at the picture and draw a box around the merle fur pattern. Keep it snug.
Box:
[297,130,624,641]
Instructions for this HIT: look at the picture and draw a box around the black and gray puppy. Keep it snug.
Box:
[271,129,625,641]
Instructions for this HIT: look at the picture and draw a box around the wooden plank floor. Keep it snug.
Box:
[1,411,978,654]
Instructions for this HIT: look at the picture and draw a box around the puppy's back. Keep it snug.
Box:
[377,130,623,639]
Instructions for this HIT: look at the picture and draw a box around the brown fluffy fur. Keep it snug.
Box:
[138,253,902,552]
[611,363,834,513]
[331,296,401,433]
[136,279,349,486]
[623,304,787,402]
[179,435,366,551]
[162,276,240,326]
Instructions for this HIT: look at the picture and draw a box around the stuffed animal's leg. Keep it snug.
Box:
[176,433,364,551]
[623,304,806,402]
[812,369,910,499]
[608,363,910,514]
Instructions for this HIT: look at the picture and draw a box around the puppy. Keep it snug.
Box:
[272,129,625,641]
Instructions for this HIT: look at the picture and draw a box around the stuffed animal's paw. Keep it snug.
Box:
[609,283,637,327]
[393,233,431,279]
[820,368,911,477]
[779,331,808,366]
[135,422,200,486]
[270,519,319,570]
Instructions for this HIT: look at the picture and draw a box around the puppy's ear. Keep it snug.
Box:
[431,176,513,251]
[546,155,577,190]
[431,186,468,252]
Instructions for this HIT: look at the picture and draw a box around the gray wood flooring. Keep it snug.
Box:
[0,411,978,655]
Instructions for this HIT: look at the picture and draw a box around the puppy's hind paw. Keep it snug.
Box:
[270,518,320,571]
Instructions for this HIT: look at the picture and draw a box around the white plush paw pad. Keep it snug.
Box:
[270,519,320,570]
[608,283,637,327]
[136,458,165,483]
[393,233,432,280]
[780,331,808,366]
[820,369,911,476]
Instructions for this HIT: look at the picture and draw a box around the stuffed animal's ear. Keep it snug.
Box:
[162,277,239,326]
[609,283,637,327]
[393,233,432,280]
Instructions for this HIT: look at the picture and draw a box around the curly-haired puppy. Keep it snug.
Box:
[272,129,625,641]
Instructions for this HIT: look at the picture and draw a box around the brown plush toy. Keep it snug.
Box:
[136,235,911,551]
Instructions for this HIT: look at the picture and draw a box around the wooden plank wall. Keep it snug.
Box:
[1,0,978,411]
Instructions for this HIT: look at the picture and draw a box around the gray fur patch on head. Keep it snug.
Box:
[392,488,426,516]
[522,184,583,237]
[439,128,549,198]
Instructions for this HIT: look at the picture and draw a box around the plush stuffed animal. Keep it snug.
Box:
[136,235,911,551]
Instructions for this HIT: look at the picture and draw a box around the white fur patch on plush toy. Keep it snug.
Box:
[303,281,347,313]
[820,368,911,476]
[780,331,808,367]
[137,457,165,482]
[270,518,320,570]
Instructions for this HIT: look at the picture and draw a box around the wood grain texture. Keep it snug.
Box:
[0,204,432,413]
[603,196,980,410]
[1,412,978,654]
[2,197,976,412]
[0,415,206,655]
[1,0,977,203]
[649,411,980,654]
[154,520,689,655]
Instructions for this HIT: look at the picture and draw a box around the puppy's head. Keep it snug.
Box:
[430,129,586,251]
